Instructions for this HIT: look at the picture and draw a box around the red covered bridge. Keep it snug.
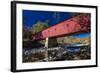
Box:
[32,14,90,41]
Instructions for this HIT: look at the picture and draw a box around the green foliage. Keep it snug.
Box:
[32,21,49,35]
[23,26,32,40]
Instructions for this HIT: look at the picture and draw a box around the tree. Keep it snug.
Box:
[23,26,32,40]
[32,21,49,35]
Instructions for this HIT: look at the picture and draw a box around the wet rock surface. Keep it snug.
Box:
[23,45,91,63]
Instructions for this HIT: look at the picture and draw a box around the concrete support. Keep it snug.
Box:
[45,37,49,61]
[45,38,49,48]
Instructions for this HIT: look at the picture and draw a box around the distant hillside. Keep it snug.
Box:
[72,37,90,45]
[57,36,90,45]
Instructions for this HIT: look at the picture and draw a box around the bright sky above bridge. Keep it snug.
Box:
[23,10,73,27]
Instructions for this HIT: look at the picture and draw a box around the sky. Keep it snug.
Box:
[73,33,90,38]
[23,10,90,38]
[23,10,73,27]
